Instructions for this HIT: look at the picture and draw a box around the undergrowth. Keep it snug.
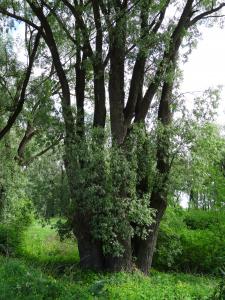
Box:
[0,220,221,299]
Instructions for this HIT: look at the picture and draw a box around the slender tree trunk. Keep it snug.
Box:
[0,185,5,218]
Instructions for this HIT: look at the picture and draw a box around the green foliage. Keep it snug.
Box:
[211,279,225,300]
[188,124,225,209]
[0,224,20,256]
[20,221,78,266]
[0,0,225,281]
[104,271,217,300]
[183,209,225,230]
[153,208,184,269]
[0,258,71,300]
[0,198,33,256]
[179,228,224,274]
[0,218,219,300]
[169,114,225,209]
[0,256,218,300]
[64,126,155,257]
[0,139,33,255]
[7,198,33,228]
[154,208,225,275]
[0,134,31,221]
[25,152,70,219]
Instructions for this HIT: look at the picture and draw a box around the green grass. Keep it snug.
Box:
[20,221,79,265]
[0,220,220,299]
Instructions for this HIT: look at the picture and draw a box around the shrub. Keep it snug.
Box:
[183,210,225,230]
[0,224,20,256]
[0,199,33,256]
[153,208,184,270]
[209,279,225,299]
[153,208,225,275]
[7,198,34,230]
[179,228,225,274]
[0,258,65,300]
[0,257,216,300]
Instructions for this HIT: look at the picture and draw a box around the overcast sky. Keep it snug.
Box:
[181,24,225,126]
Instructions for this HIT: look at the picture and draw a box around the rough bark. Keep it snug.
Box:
[132,0,196,274]
[106,3,133,270]
[72,212,104,270]
[108,40,126,143]
[104,238,132,272]
[17,122,37,162]
[108,2,127,144]
[75,44,86,138]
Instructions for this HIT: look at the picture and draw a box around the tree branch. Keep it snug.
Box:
[0,29,42,140]
[190,3,225,26]
[0,7,40,31]
[24,134,64,166]
[61,0,93,57]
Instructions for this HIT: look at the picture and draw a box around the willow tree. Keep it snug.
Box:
[0,0,225,274]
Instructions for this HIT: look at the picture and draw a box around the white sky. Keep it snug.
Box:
[180,24,225,208]
[181,24,225,126]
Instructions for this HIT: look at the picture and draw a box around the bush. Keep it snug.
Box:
[210,279,225,299]
[183,210,225,230]
[0,257,217,300]
[179,228,225,274]
[0,224,20,256]
[0,258,66,300]
[153,208,184,270]
[0,199,33,256]
[153,208,225,275]
[6,198,34,229]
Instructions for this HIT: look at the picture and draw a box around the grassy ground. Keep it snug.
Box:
[20,221,79,269]
[0,221,219,299]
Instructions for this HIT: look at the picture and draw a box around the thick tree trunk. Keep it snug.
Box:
[75,49,86,138]
[108,5,126,144]
[135,193,167,274]
[104,238,132,272]
[72,211,104,270]
[73,212,133,271]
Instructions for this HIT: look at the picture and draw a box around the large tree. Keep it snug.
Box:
[0,0,225,274]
